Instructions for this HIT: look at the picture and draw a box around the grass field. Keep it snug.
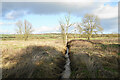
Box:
[68,39,119,78]
[1,39,66,78]
[0,34,119,78]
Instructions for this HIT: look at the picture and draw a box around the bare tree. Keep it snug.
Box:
[76,23,83,38]
[16,20,23,39]
[59,21,66,45]
[16,19,33,40]
[82,14,103,40]
[59,13,74,46]
[24,20,33,41]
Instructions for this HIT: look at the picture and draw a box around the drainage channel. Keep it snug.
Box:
[61,47,71,78]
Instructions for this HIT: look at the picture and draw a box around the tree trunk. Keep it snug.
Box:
[65,34,67,45]
[24,34,28,41]
[79,34,81,38]
[88,36,90,41]
[74,34,75,39]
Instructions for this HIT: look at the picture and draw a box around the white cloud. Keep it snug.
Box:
[1,0,119,2]
[5,10,28,20]
[33,26,60,34]
[0,29,9,34]
[1,0,95,2]
[93,4,118,19]
[0,22,16,25]
[2,2,119,34]
[5,11,15,19]
[0,22,4,25]
[3,2,118,19]
[95,0,119,2]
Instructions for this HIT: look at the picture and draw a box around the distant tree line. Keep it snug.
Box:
[1,33,118,40]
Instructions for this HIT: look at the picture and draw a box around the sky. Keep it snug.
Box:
[0,0,119,34]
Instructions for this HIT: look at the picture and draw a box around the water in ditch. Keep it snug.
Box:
[62,47,71,78]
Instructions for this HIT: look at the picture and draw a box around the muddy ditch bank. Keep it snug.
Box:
[67,39,119,78]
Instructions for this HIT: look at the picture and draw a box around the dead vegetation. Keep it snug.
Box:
[1,40,66,78]
[1,37,119,78]
[68,39,119,78]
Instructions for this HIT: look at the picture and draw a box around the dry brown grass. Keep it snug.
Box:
[1,39,66,78]
[69,39,119,78]
[1,39,64,52]
[1,37,119,78]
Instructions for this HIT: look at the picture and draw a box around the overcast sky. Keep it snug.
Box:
[0,0,119,34]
